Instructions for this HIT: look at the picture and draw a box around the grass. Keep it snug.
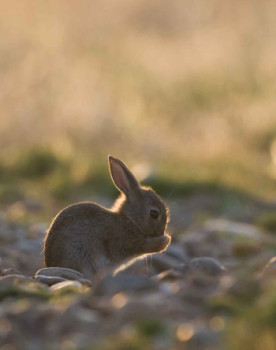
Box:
[224,284,276,350]
[135,318,166,338]
[256,213,276,233]
[0,146,274,224]
[0,284,51,301]
[0,280,87,302]
[96,319,168,350]
[0,0,275,204]
[14,149,60,178]
[0,148,269,206]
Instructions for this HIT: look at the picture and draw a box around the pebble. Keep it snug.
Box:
[182,230,232,259]
[35,267,85,281]
[50,280,84,291]
[1,268,23,276]
[165,243,188,262]
[35,275,67,286]
[0,274,34,285]
[185,328,221,350]
[150,252,184,272]
[155,269,184,282]
[188,257,227,278]
[94,273,157,296]
[204,219,262,239]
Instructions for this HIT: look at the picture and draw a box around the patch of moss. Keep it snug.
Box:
[225,287,276,350]
[15,149,60,178]
[48,173,75,201]
[256,212,276,233]
[0,285,51,301]
[82,163,117,197]
[208,295,245,316]
[0,183,24,203]
[136,318,166,337]
[96,331,149,350]
[143,176,235,198]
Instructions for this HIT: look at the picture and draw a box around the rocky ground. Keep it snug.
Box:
[0,193,276,350]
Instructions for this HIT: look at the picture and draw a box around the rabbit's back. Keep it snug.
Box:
[44,202,114,274]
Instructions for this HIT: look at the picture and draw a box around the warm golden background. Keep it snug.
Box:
[1,2,276,350]
[0,0,276,205]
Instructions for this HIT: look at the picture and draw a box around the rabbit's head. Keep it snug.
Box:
[109,156,169,238]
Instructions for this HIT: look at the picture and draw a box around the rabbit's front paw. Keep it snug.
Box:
[144,234,171,253]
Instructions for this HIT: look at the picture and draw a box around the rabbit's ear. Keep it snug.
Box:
[108,156,139,196]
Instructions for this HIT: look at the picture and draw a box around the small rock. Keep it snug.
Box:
[150,253,183,272]
[154,269,184,282]
[186,328,221,350]
[188,257,227,278]
[79,279,92,287]
[0,274,34,285]
[35,267,85,281]
[35,275,67,286]
[204,219,262,239]
[1,268,23,276]
[50,280,83,291]
[94,273,157,296]
[55,301,101,341]
[165,243,188,262]
[182,230,232,259]
[109,299,161,328]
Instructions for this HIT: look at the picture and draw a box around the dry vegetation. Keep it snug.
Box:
[0,0,275,200]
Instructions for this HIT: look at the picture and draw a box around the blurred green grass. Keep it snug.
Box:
[0,0,275,205]
[0,145,275,211]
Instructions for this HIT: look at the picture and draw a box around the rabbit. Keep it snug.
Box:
[43,155,171,278]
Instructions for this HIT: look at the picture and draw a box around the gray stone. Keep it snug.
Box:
[0,274,34,285]
[109,299,160,328]
[94,273,157,296]
[54,301,101,342]
[182,229,232,259]
[35,267,85,281]
[1,268,23,276]
[186,329,221,350]
[50,280,83,291]
[204,219,262,239]
[154,269,184,281]
[150,253,183,272]
[165,243,188,262]
[35,275,67,286]
[79,279,92,287]
[188,257,227,277]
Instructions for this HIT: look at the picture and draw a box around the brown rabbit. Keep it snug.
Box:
[43,156,171,278]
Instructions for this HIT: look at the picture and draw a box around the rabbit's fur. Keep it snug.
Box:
[43,156,171,278]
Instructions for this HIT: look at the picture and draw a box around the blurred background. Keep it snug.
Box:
[1,2,276,350]
[0,0,276,210]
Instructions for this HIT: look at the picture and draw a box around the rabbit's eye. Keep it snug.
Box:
[150,209,159,219]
